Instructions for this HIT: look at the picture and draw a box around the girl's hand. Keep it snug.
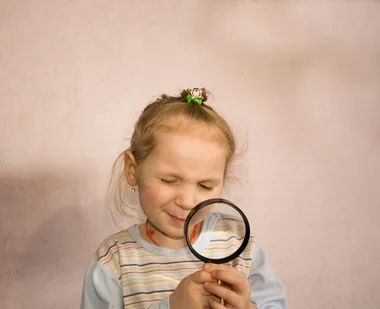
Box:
[203,264,257,309]
[170,269,216,309]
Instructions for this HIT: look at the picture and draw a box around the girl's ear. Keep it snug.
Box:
[124,150,137,186]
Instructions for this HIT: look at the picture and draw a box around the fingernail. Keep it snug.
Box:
[204,263,211,269]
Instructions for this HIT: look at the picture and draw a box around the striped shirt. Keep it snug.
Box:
[81,213,286,309]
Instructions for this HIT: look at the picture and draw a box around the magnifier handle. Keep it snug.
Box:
[217,280,225,306]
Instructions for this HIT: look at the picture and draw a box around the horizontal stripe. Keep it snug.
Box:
[124,289,174,298]
[98,241,139,260]
[121,266,200,275]
[125,298,166,308]
[210,235,245,242]
[122,277,181,286]
[120,259,201,267]
[120,263,251,279]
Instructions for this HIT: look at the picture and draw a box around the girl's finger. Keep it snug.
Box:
[208,296,228,309]
[204,281,237,306]
[210,269,250,295]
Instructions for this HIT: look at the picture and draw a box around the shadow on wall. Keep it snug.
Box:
[0,169,103,309]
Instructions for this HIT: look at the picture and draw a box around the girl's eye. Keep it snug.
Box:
[199,184,213,191]
[160,179,177,185]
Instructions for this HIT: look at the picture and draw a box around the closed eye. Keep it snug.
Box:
[160,178,177,185]
[199,184,214,191]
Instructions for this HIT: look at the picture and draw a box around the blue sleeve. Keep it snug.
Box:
[248,243,287,309]
[80,259,123,309]
[80,258,170,309]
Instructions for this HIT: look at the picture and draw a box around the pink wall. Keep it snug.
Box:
[1,1,380,308]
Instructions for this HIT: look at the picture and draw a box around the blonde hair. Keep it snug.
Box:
[108,88,237,220]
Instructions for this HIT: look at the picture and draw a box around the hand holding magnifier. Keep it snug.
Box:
[184,198,250,305]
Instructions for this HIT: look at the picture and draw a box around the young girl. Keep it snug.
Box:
[80,88,286,309]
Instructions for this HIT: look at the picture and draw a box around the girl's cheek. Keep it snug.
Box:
[139,182,177,201]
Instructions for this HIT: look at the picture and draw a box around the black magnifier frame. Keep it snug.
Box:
[184,198,250,264]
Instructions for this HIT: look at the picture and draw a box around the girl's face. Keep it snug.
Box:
[135,131,227,248]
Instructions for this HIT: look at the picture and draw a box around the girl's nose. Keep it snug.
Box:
[174,187,197,211]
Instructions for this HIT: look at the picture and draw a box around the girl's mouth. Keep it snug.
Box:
[169,214,186,225]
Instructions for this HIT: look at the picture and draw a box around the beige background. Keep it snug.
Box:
[1,1,380,309]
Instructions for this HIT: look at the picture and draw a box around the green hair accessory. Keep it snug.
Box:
[186,88,205,105]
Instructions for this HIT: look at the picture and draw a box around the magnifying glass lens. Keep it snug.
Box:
[185,198,250,264]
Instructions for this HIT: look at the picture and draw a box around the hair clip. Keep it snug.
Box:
[187,88,205,105]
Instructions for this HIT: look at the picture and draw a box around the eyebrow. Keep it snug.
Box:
[161,173,222,183]
[199,178,222,184]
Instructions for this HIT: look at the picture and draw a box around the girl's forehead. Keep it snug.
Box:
[144,133,227,174]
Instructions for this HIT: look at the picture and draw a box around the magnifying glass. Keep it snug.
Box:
[184,198,250,304]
